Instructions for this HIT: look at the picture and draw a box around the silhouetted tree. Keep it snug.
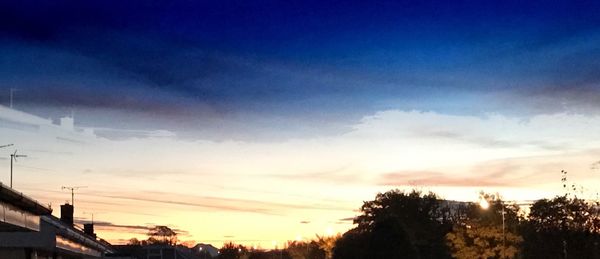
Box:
[334,217,417,258]
[127,238,142,245]
[517,170,600,258]
[520,195,600,259]
[332,229,369,259]
[333,189,453,259]
[147,225,178,245]
[315,234,339,259]
[219,242,246,259]
[286,240,326,259]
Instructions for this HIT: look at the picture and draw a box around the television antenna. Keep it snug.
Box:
[62,186,87,207]
[10,150,27,188]
[83,211,103,224]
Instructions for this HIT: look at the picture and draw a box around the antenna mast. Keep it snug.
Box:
[61,186,87,207]
[83,211,101,224]
[9,150,27,188]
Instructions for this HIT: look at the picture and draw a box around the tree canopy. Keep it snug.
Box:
[333,189,453,259]
[332,185,600,259]
[520,195,600,258]
[445,195,523,259]
[147,225,178,245]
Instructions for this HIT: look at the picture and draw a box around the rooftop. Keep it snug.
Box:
[0,182,52,215]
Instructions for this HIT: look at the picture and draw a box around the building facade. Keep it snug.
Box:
[0,183,115,259]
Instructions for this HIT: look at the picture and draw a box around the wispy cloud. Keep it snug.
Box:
[73,218,189,236]
[80,191,352,216]
[262,166,364,184]
[379,170,513,188]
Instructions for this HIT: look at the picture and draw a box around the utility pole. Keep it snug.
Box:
[502,205,505,259]
[10,150,27,188]
[61,186,87,207]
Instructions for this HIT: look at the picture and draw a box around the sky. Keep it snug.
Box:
[2,0,600,247]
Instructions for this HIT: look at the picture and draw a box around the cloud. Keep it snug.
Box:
[0,39,369,141]
[262,166,364,184]
[377,148,600,190]
[352,110,600,153]
[90,194,277,215]
[74,218,148,233]
[92,128,176,140]
[79,190,352,217]
[3,3,600,142]
[3,22,600,145]
[73,218,189,236]
[379,171,513,188]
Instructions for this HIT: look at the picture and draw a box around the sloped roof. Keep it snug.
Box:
[0,182,52,215]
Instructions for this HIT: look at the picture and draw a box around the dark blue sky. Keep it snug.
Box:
[2,0,600,139]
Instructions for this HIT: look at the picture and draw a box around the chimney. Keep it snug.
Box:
[84,223,96,238]
[60,204,74,225]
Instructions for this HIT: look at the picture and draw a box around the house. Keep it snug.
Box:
[0,183,115,258]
